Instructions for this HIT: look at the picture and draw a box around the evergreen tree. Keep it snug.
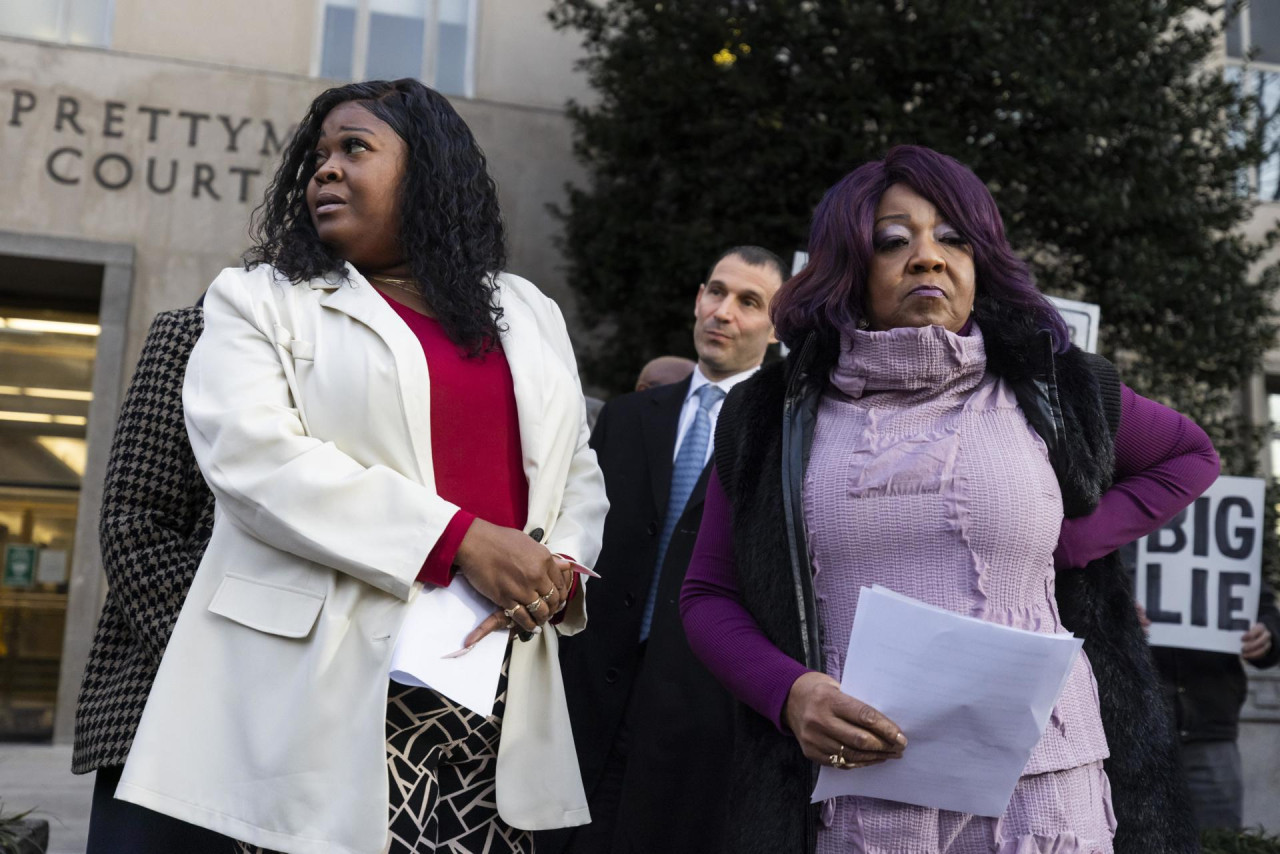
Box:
[550,0,1279,487]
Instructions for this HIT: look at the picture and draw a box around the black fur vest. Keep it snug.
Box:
[711,304,1199,854]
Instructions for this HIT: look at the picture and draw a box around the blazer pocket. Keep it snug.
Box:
[208,572,325,639]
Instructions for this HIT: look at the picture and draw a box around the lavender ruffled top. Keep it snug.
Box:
[810,324,1108,775]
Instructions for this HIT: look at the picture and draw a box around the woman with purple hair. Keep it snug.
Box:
[680,145,1213,853]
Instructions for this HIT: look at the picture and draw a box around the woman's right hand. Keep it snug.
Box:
[783,672,907,768]
[454,519,572,633]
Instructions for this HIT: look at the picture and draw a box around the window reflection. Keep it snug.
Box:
[435,0,471,96]
[0,4,62,41]
[320,0,358,80]
[66,0,112,46]
[315,0,473,96]
[1254,71,1280,200]
[0,0,110,46]
[367,0,427,82]
[0,305,96,740]
[1253,0,1280,65]
[1227,66,1280,200]
[1228,0,1244,60]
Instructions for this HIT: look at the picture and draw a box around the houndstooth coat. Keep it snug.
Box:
[72,306,213,774]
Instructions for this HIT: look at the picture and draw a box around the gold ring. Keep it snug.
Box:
[540,589,555,602]
[526,598,543,612]
[828,753,848,768]
[503,606,520,618]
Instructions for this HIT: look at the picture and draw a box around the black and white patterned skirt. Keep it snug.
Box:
[238,649,532,854]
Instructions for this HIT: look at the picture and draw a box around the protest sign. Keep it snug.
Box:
[1047,296,1100,354]
[1133,475,1265,654]
[791,250,808,277]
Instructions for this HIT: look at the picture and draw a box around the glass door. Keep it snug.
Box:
[0,305,98,740]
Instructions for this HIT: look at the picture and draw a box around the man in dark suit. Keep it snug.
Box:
[545,246,786,854]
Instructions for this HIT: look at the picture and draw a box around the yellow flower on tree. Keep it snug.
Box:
[713,48,737,67]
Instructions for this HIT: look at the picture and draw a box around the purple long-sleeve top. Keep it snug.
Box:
[679,383,1220,731]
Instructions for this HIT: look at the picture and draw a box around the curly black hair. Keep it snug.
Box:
[245,78,506,355]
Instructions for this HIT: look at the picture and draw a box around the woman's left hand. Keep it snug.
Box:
[783,672,906,768]
[451,557,574,653]
[455,520,572,632]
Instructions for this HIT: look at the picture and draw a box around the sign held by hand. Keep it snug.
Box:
[1133,475,1264,655]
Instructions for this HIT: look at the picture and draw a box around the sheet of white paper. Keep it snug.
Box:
[812,586,1083,817]
[389,577,507,717]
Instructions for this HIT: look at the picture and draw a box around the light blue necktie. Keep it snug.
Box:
[640,383,726,641]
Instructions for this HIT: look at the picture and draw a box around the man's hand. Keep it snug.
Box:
[1135,602,1152,635]
[1242,623,1274,662]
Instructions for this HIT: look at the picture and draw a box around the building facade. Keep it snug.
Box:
[0,0,589,743]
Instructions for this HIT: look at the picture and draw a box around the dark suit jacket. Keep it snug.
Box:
[548,377,734,854]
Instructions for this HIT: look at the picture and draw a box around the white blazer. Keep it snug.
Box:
[117,264,608,854]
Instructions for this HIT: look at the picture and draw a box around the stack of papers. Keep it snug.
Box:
[389,577,507,717]
[811,586,1083,817]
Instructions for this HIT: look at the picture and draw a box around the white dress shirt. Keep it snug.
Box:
[672,363,761,465]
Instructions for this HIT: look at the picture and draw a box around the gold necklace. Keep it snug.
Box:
[368,275,420,296]
[369,274,415,286]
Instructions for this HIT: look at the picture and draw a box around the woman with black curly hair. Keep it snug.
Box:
[112,79,608,854]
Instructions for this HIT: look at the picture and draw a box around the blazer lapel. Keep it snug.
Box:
[314,264,434,486]
[494,279,548,512]
[641,378,689,517]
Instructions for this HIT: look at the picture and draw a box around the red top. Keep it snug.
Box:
[378,292,529,586]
